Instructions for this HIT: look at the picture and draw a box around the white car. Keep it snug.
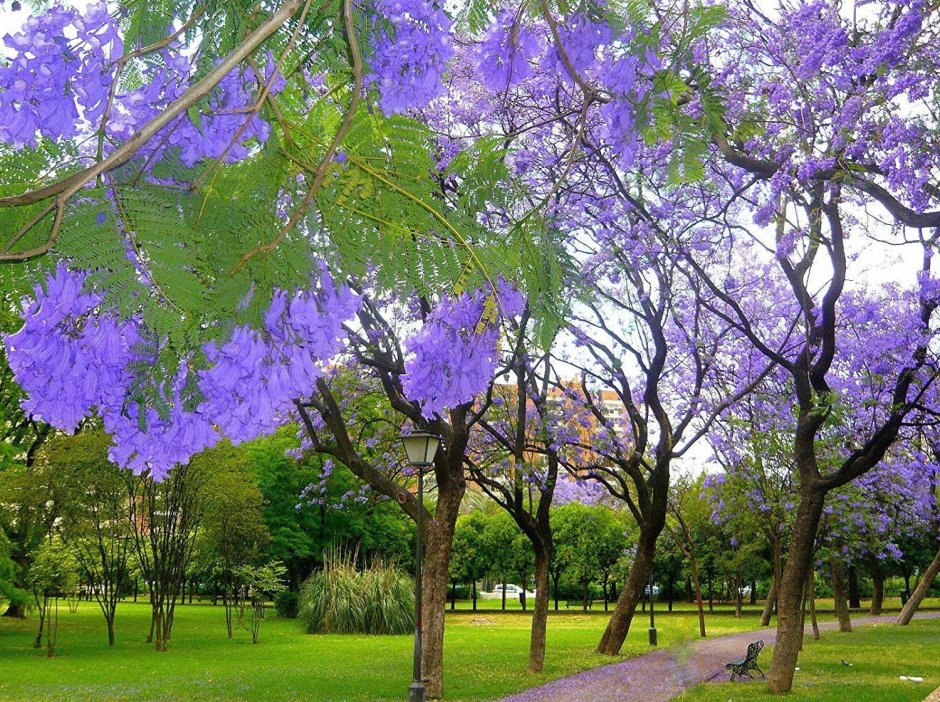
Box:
[479,584,537,599]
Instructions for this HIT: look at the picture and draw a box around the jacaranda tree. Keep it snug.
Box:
[1,0,938,695]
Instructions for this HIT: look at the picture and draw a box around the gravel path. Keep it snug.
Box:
[497,612,940,702]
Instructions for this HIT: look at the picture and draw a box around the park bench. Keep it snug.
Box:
[565,599,593,610]
[725,640,765,681]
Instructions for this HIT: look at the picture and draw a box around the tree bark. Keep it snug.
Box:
[3,603,26,618]
[760,578,777,626]
[798,573,808,651]
[689,553,706,638]
[897,545,940,626]
[830,556,852,633]
[767,488,826,693]
[869,556,884,616]
[596,528,656,655]
[847,565,861,609]
[808,569,820,640]
[528,543,551,673]
[420,487,462,699]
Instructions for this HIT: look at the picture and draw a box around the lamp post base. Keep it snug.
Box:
[409,682,426,702]
[648,627,658,646]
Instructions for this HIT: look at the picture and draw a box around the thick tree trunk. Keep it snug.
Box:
[420,489,461,700]
[3,603,26,618]
[734,570,743,619]
[528,544,551,673]
[767,488,826,693]
[830,556,852,633]
[869,556,884,616]
[596,528,656,655]
[897,545,940,626]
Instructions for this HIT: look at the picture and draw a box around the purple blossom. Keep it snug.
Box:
[367,0,455,115]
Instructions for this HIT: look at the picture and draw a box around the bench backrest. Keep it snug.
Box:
[745,640,764,662]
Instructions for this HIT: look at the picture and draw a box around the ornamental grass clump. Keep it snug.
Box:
[299,550,414,635]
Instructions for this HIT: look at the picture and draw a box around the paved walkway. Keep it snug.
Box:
[498,613,940,702]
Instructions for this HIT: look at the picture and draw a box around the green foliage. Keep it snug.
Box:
[551,503,631,595]
[449,511,492,588]
[274,589,300,618]
[298,549,415,635]
[248,427,414,589]
[0,529,26,607]
[197,442,271,582]
[28,538,79,597]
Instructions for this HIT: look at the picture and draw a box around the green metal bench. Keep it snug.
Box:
[726,640,765,681]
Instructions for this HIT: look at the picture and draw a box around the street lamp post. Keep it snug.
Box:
[648,568,657,646]
[400,431,441,702]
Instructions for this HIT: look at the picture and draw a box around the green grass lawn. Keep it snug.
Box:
[0,600,761,702]
[676,618,940,702]
[2,599,937,701]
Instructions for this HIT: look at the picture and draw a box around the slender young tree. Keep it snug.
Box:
[52,431,132,647]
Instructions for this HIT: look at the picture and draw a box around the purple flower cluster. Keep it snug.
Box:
[0,3,281,168]
[0,3,121,146]
[199,270,361,444]
[368,0,455,115]
[541,15,612,80]
[5,264,139,431]
[5,264,360,477]
[402,283,524,418]
[103,379,220,478]
[475,10,540,92]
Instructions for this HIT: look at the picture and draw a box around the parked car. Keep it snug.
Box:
[479,584,537,600]
[738,585,752,598]
[643,585,661,596]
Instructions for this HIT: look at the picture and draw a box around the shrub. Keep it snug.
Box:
[299,550,414,635]
[275,590,299,619]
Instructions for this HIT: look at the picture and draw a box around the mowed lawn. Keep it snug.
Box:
[677,617,940,702]
[2,600,937,701]
[0,600,762,702]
